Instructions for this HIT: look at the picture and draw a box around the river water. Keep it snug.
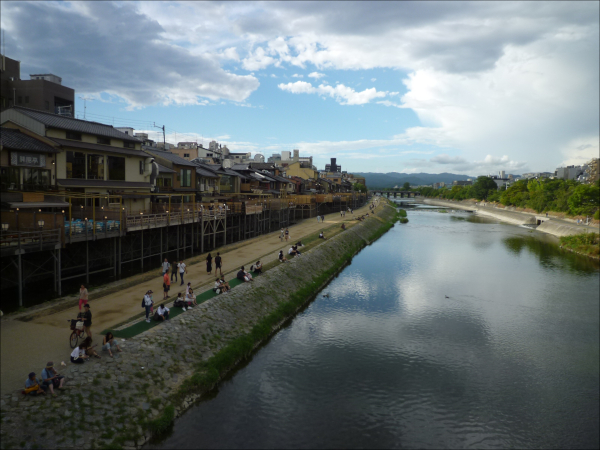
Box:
[152,206,599,449]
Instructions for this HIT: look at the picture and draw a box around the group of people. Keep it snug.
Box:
[237,266,254,282]
[316,215,326,223]
[206,252,223,276]
[279,228,290,242]
[161,258,188,285]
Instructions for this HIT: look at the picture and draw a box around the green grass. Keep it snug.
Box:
[559,232,599,257]
[397,209,407,218]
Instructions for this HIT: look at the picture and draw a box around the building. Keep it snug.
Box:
[1,54,75,116]
[453,180,472,186]
[285,161,319,181]
[521,172,553,179]
[325,158,341,173]
[556,165,587,181]
[1,106,150,212]
[143,147,197,200]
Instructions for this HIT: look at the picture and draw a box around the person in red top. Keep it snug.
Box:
[163,272,171,299]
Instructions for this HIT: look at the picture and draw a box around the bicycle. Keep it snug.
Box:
[68,318,87,348]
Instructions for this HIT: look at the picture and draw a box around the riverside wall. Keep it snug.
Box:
[0,202,397,450]
[423,199,599,238]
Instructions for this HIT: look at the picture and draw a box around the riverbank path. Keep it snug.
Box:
[1,200,382,396]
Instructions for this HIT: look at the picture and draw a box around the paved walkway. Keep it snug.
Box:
[1,201,379,396]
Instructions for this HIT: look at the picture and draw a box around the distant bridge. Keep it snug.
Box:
[369,190,421,198]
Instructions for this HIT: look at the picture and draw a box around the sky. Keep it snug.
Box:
[1,1,598,175]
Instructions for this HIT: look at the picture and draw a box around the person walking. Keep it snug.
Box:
[162,271,170,300]
[317,215,320,223]
[143,290,154,323]
[170,259,178,283]
[178,260,187,285]
[82,303,93,339]
[215,252,222,277]
[279,228,285,242]
[161,258,170,277]
[285,228,290,242]
[206,253,213,274]
[78,284,88,311]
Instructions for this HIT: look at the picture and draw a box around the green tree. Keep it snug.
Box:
[353,183,367,193]
[403,182,410,190]
[471,176,498,200]
[568,184,600,215]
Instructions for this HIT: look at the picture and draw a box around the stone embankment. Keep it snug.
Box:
[0,202,397,450]
[423,199,599,238]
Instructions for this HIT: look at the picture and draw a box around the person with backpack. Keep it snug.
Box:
[142,290,154,323]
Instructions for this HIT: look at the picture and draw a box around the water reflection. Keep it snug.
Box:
[152,209,599,450]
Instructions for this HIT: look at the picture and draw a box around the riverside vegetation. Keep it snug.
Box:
[559,232,600,258]
[419,177,600,219]
[0,202,397,450]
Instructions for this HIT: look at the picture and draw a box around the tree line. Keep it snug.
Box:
[418,176,600,218]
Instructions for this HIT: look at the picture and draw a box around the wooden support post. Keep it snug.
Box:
[113,237,117,278]
[176,225,180,261]
[213,215,216,249]
[118,237,122,277]
[140,228,144,271]
[160,226,163,262]
[85,239,90,284]
[57,248,62,296]
[223,211,227,246]
[17,251,23,307]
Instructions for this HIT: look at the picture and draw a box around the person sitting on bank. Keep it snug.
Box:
[293,245,301,256]
[24,372,47,396]
[278,250,288,263]
[186,288,197,306]
[102,332,122,357]
[155,304,170,321]
[41,362,65,395]
[219,277,231,292]
[319,231,326,239]
[174,292,186,310]
[237,266,253,282]
[341,223,346,230]
[82,337,101,359]
[70,344,89,364]
[253,261,263,274]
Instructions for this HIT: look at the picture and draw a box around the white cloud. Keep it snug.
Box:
[371,78,376,82]
[292,74,303,78]
[560,136,600,166]
[241,46,276,71]
[278,81,387,105]
[308,72,326,79]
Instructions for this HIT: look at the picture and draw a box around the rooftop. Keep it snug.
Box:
[5,107,140,142]
[0,127,59,153]
[143,147,198,167]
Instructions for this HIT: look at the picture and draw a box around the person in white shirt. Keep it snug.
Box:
[177,260,187,286]
[214,278,222,294]
[143,290,154,323]
[186,289,197,306]
[70,344,88,364]
[156,304,170,321]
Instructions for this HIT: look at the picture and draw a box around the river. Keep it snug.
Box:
[151,205,599,449]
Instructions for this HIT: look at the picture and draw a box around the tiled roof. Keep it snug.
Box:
[195,166,219,178]
[8,107,140,142]
[248,162,275,170]
[57,179,151,188]
[231,164,249,170]
[157,163,176,174]
[50,138,147,157]
[0,127,59,153]
[143,148,197,167]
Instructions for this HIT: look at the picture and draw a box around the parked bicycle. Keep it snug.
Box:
[68,316,87,348]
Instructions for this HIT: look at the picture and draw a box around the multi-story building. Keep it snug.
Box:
[556,165,587,181]
[1,106,150,211]
[1,54,75,115]
[143,147,197,201]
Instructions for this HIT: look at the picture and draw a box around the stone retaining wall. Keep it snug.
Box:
[0,202,397,450]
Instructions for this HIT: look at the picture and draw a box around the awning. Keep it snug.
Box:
[7,201,70,208]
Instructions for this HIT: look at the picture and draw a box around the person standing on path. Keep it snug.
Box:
[161,258,170,277]
[317,215,320,223]
[143,290,154,323]
[206,253,213,274]
[321,215,325,222]
[215,252,222,277]
[171,260,178,283]
[162,272,170,300]
[285,228,290,241]
[78,285,88,311]
[178,260,187,286]
[82,303,92,339]
[279,228,285,242]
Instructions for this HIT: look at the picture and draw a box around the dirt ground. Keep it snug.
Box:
[1,201,380,396]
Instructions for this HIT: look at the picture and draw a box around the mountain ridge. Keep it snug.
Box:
[355,172,475,188]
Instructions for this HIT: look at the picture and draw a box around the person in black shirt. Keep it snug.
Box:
[215,252,222,277]
[82,304,92,339]
[237,266,253,282]
[206,253,212,274]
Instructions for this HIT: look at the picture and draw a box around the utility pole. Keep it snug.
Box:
[153,122,165,149]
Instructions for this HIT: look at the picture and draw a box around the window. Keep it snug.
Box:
[180,169,191,187]
[123,141,135,149]
[108,156,125,181]
[45,101,50,110]
[139,160,145,175]
[23,168,50,187]
[1,167,20,190]
[157,177,172,188]
[66,131,82,141]
[184,153,190,158]
[87,155,105,180]
[25,96,29,104]
[66,151,86,179]
[97,136,111,145]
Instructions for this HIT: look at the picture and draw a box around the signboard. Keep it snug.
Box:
[11,152,46,168]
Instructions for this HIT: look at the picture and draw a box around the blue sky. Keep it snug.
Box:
[2,1,598,175]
